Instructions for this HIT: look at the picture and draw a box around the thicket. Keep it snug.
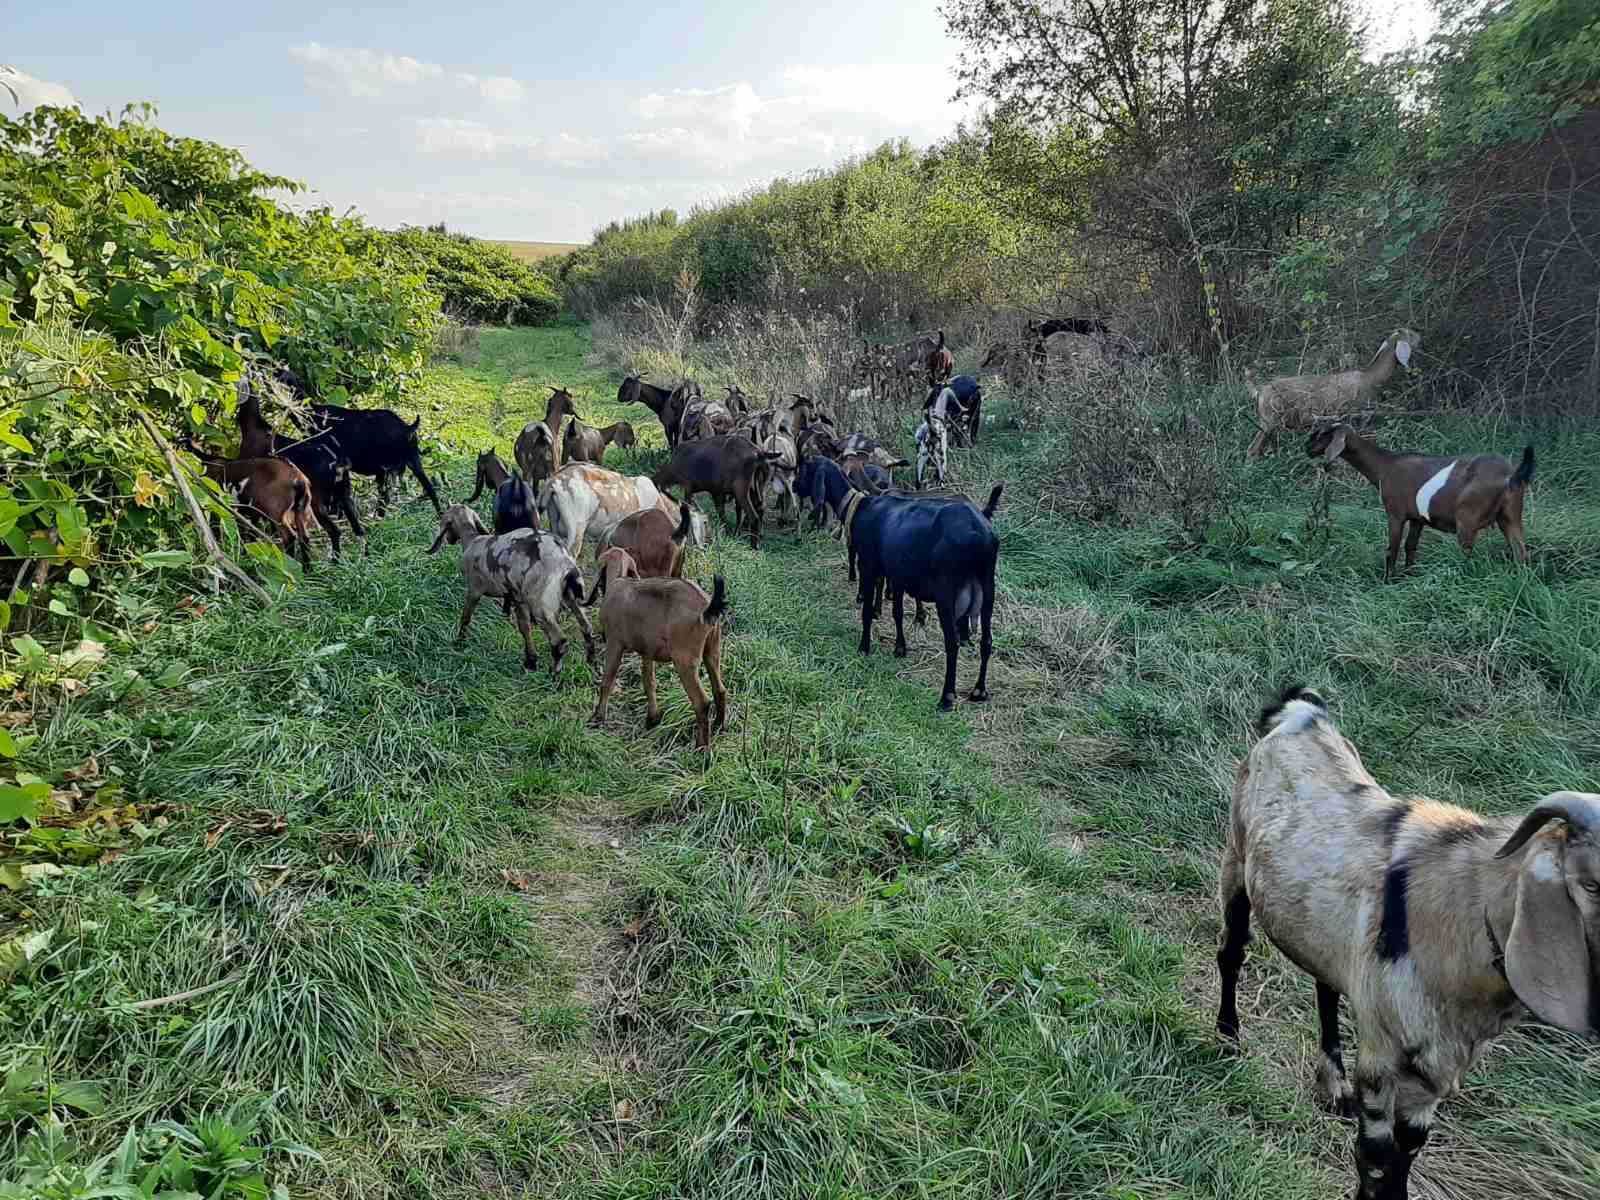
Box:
[0,104,446,647]
[389,224,560,326]
[561,0,1600,407]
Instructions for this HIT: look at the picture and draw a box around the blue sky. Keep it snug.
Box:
[5,1,1434,242]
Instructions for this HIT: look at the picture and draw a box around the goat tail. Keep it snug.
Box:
[1256,684,1327,737]
[703,575,729,624]
[1510,445,1535,490]
[982,483,1004,520]
[672,500,692,544]
[581,569,606,608]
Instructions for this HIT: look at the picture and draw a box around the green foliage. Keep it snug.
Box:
[387,227,560,325]
[1430,0,1600,149]
[1,1105,315,1200]
[559,142,1022,317]
[0,104,443,636]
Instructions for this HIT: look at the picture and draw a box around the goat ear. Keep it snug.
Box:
[1323,428,1348,462]
[428,526,450,554]
[1505,832,1596,1034]
[1394,338,1413,368]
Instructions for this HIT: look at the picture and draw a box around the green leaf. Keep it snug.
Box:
[0,599,9,631]
[0,782,48,822]
[68,567,91,587]
[0,926,55,981]
[0,729,15,758]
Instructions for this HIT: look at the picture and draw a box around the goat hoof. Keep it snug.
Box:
[968,687,989,703]
[645,711,663,729]
[523,654,539,672]
[938,694,956,712]
[894,643,908,658]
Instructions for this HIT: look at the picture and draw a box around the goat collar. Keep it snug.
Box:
[1483,909,1508,982]
[834,488,869,545]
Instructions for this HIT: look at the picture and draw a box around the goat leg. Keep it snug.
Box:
[642,659,661,728]
[1383,515,1406,578]
[892,589,908,657]
[455,593,482,646]
[858,571,877,656]
[673,655,712,751]
[1403,520,1424,569]
[563,589,598,666]
[935,600,959,711]
[408,451,443,515]
[705,629,727,734]
[969,574,995,702]
[515,603,541,672]
[590,643,625,727]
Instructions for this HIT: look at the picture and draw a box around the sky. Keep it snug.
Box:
[4,0,1437,244]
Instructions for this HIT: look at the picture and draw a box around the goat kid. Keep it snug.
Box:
[1219,686,1600,1200]
[596,502,694,579]
[236,390,366,558]
[1308,423,1533,575]
[585,547,730,750]
[195,450,315,569]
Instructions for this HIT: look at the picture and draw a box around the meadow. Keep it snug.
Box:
[8,322,1597,1199]
[490,241,584,265]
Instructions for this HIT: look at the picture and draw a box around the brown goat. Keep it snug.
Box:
[1308,423,1534,575]
[544,386,578,431]
[514,420,561,493]
[465,449,511,501]
[926,331,953,386]
[199,453,315,569]
[562,417,637,465]
[596,502,693,578]
[585,547,730,750]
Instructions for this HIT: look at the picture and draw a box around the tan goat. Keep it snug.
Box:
[1247,328,1420,457]
[1308,423,1533,575]
[585,548,729,750]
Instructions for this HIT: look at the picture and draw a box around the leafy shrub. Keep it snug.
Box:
[387,227,560,325]
[0,104,442,634]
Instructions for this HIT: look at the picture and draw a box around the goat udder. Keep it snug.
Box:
[955,581,982,624]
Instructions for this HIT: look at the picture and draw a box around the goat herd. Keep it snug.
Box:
[189,329,1589,1200]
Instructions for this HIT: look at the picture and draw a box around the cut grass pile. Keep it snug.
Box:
[3,325,1596,1198]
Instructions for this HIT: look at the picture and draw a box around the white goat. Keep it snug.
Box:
[429,504,596,675]
[539,463,663,558]
[1246,328,1420,458]
[1219,686,1599,1200]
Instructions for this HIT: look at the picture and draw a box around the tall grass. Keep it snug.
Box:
[5,325,1597,1199]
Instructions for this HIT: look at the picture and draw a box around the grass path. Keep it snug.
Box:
[7,325,1598,1199]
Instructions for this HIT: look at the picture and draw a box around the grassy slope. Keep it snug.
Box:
[7,326,1598,1199]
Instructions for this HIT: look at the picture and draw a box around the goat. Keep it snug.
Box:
[618,376,702,448]
[723,385,752,416]
[595,502,693,578]
[924,375,982,447]
[915,397,956,488]
[236,391,365,559]
[1219,685,1600,1200]
[562,417,637,466]
[926,331,953,386]
[677,394,734,444]
[1247,329,1420,458]
[652,491,709,549]
[539,464,663,558]
[428,504,595,675]
[303,404,441,514]
[650,435,782,550]
[585,548,730,750]
[760,427,800,524]
[194,450,315,570]
[1308,424,1533,575]
[494,471,537,536]
[811,465,1001,708]
[465,449,510,502]
[543,386,577,432]
[514,420,561,493]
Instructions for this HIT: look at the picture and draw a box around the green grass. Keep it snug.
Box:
[5,326,1598,1199]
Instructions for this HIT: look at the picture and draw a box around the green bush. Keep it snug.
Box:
[0,104,442,632]
[387,226,560,325]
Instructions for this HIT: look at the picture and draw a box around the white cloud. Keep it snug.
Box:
[413,119,607,167]
[290,43,443,98]
[290,44,527,105]
[638,83,762,137]
[0,66,77,112]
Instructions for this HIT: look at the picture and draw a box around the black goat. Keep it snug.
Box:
[303,404,441,515]
[237,394,365,559]
[494,470,537,536]
[811,460,1001,709]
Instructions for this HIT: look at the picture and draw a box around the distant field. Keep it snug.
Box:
[491,239,582,263]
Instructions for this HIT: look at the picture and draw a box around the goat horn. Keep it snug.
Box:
[1495,792,1600,858]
